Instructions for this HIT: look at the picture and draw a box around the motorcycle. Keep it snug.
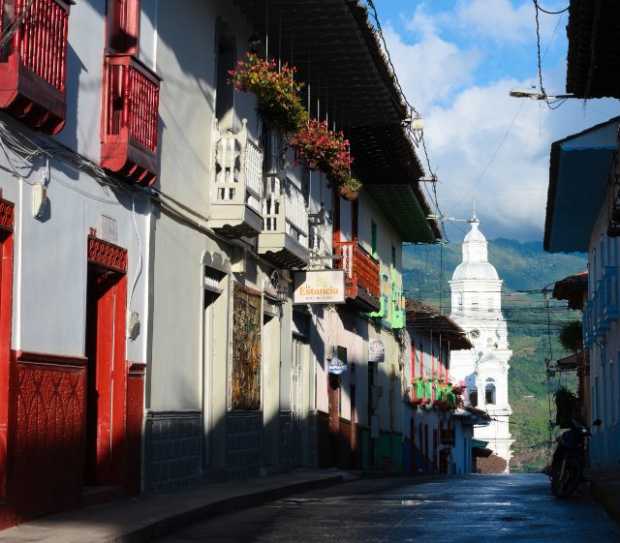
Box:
[549,419,601,498]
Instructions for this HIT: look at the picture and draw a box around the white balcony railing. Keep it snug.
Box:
[214,119,263,216]
[263,176,308,249]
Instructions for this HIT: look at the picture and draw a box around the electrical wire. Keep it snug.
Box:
[533,0,548,98]
[531,1,569,110]
[474,100,525,187]
[364,0,446,240]
[535,2,569,15]
[129,195,144,318]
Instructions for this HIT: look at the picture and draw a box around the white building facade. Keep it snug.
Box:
[0,0,440,530]
[449,215,513,472]
[545,117,620,476]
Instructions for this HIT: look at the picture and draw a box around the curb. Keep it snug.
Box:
[118,475,345,543]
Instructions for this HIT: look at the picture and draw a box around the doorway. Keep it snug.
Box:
[202,265,225,470]
[290,334,308,467]
[84,266,127,487]
[327,373,340,467]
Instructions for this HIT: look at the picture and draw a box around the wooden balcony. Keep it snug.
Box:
[101,53,160,186]
[208,120,263,237]
[0,0,72,134]
[334,239,380,311]
[258,175,309,269]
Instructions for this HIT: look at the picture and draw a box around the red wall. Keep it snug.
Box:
[8,355,87,518]
[125,363,145,495]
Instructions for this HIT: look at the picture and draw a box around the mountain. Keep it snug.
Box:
[403,239,586,307]
[403,239,586,471]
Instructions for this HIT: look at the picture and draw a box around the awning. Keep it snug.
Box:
[452,407,490,426]
[471,439,492,458]
[472,446,493,458]
[544,116,620,253]
[405,299,473,349]
[552,272,588,310]
[556,352,582,372]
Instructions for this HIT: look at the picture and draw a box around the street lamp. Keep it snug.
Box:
[509,89,575,100]
[402,111,425,144]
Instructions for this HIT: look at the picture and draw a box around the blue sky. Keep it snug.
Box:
[373,0,619,242]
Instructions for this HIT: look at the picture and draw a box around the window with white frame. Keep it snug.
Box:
[485,378,496,405]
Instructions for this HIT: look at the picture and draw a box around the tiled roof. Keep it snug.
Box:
[566,0,620,98]
[405,299,473,350]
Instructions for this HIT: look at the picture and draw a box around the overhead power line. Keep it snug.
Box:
[535,2,569,15]
[530,1,570,110]
[364,0,446,239]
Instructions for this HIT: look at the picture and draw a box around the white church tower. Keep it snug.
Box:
[449,212,513,472]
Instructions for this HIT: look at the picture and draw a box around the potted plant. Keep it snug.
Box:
[228,52,308,134]
[559,320,583,353]
[411,378,425,406]
[338,176,362,201]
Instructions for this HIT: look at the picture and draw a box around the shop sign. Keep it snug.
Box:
[368,339,385,363]
[293,270,345,304]
[328,355,347,375]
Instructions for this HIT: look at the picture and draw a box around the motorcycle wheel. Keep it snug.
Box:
[551,457,581,498]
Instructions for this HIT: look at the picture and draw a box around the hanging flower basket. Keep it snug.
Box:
[230,53,363,200]
[228,52,308,133]
[559,320,583,353]
[289,119,363,200]
[338,177,362,201]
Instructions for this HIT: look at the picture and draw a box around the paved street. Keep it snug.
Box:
[159,474,620,543]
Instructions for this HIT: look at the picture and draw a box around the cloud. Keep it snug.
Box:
[426,77,617,241]
[406,0,561,45]
[384,1,618,241]
[384,23,481,113]
[446,0,533,44]
[425,78,549,238]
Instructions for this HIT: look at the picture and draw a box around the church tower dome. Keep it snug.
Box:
[452,213,499,282]
[448,211,513,473]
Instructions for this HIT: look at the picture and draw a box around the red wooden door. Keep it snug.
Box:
[0,231,13,500]
[328,374,340,466]
[85,272,127,485]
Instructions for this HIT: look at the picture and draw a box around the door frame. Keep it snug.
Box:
[85,231,128,486]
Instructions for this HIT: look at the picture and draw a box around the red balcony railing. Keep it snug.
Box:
[101,54,160,186]
[335,239,380,303]
[0,0,71,134]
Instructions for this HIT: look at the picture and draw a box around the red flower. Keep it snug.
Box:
[228,52,307,133]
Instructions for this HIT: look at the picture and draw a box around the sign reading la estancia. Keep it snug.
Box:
[293,270,345,304]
